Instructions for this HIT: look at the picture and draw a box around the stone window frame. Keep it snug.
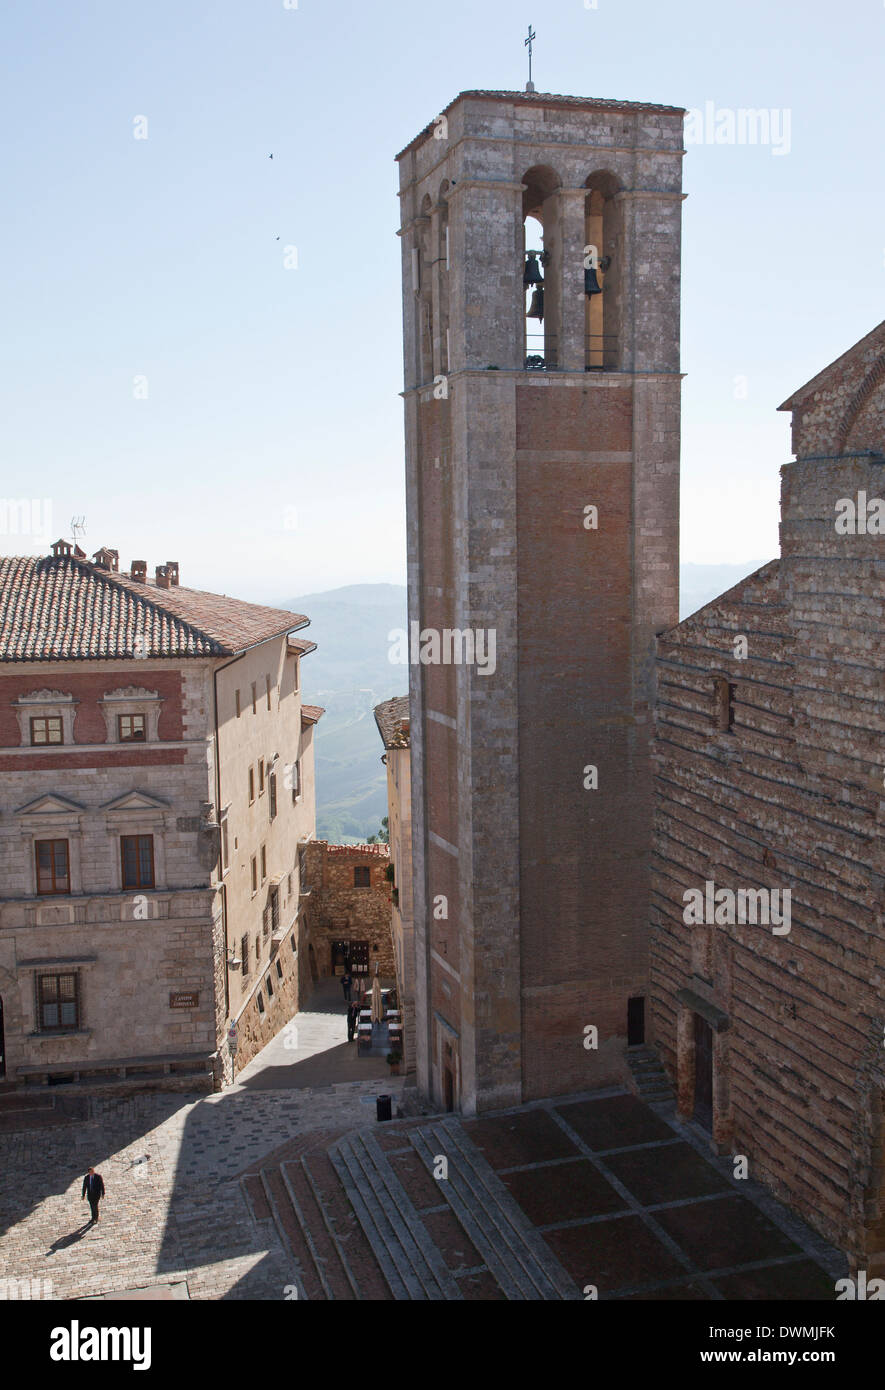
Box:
[14,690,78,748]
[17,809,85,898]
[99,688,163,744]
[34,969,81,1033]
[103,808,167,894]
[34,837,71,895]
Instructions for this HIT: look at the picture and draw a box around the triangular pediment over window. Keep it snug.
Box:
[15,792,86,816]
[100,790,169,812]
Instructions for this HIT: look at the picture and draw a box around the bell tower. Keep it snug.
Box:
[397,90,685,1113]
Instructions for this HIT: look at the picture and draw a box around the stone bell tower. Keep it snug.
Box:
[396,89,684,1114]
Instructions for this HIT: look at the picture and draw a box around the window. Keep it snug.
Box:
[30,716,63,746]
[35,839,70,895]
[266,674,272,711]
[248,767,255,803]
[121,834,155,889]
[269,772,277,821]
[235,689,241,719]
[251,682,257,714]
[287,871,292,897]
[266,973,274,998]
[276,960,283,980]
[117,713,146,742]
[37,972,79,1031]
[260,845,267,883]
[221,819,229,871]
[258,760,265,795]
[714,677,736,733]
[240,935,250,976]
[291,759,301,803]
[293,659,300,694]
[255,935,261,962]
[262,904,271,940]
[251,856,258,894]
[270,886,280,933]
[257,991,265,1015]
[290,933,297,952]
[354,866,371,888]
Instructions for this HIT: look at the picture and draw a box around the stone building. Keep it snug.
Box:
[373,694,414,1076]
[0,543,321,1091]
[651,320,885,1273]
[396,89,684,1112]
[299,841,395,993]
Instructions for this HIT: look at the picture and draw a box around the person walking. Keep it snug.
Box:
[341,970,353,1002]
[82,1167,105,1225]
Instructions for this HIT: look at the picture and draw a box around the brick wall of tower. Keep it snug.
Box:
[399,91,684,1114]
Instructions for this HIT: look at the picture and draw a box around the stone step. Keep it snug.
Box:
[281,1161,356,1301]
[330,1134,461,1299]
[302,1150,393,1301]
[410,1120,581,1300]
[357,1132,462,1299]
[0,1092,55,1112]
[257,1168,316,1301]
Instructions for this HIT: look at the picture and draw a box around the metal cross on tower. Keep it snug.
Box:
[525,25,536,93]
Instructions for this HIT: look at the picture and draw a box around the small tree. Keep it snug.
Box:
[367,816,390,845]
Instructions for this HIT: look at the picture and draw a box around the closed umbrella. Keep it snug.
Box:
[371,975,383,1024]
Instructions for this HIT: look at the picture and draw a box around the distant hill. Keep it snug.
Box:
[284,584,408,844]
[288,564,763,842]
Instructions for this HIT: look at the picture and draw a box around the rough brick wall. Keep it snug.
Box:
[300,842,395,982]
[652,336,885,1271]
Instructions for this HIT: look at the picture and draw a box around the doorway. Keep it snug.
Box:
[693,1013,713,1131]
[443,1067,454,1113]
[627,995,645,1046]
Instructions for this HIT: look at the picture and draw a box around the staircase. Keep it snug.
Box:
[242,1116,580,1300]
[626,1045,675,1108]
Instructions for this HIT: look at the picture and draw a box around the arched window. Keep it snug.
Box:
[438,181,450,373]
[583,172,622,370]
[521,165,561,370]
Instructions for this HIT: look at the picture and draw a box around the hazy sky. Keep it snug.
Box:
[1,0,883,602]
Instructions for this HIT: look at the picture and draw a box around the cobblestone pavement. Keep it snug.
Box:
[0,989,405,1301]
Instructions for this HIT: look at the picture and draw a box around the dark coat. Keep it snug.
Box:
[82,1173,105,1201]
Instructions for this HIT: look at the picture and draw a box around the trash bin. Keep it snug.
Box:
[376,1094,392,1123]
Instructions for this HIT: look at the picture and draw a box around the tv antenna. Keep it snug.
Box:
[70,516,87,546]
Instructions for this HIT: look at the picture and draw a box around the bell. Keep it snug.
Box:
[524,252,544,287]
[585,266,603,296]
[527,286,544,321]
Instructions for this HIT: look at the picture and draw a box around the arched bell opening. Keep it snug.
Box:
[522,165,562,371]
[438,181,450,374]
[583,171,622,370]
[416,193,434,386]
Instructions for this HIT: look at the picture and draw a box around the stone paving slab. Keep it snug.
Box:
[0,989,407,1302]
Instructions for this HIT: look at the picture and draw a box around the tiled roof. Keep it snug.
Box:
[0,555,309,662]
[288,635,318,656]
[373,694,410,749]
[397,89,685,159]
[323,842,390,857]
[300,704,325,725]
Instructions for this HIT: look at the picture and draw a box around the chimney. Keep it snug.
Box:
[165,560,179,586]
[92,547,119,572]
[155,564,170,589]
[130,560,147,583]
